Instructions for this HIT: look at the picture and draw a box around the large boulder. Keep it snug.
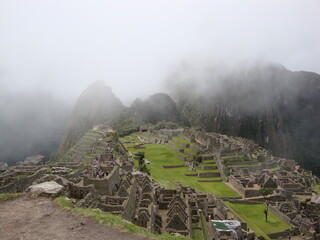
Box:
[28,181,64,195]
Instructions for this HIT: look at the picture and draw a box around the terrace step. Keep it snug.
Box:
[202,161,215,165]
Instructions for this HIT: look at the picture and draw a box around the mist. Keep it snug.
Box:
[1,0,319,163]
[0,87,71,164]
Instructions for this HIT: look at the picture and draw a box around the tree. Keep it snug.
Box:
[135,152,145,168]
[141,164,150,175]
[192,151,202,168]
[259,188,273,222]
[134,152,150,175]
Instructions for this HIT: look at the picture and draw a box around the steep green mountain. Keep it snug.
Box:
[168,63,320,175]
[53,80,125,160]
[130,93,180,124]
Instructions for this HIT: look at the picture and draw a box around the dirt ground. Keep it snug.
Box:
[0,195,147,240]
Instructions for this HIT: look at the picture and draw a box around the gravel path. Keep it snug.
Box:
[0,195,147,240]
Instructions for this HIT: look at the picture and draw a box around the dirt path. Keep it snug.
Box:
[0,195,147,240]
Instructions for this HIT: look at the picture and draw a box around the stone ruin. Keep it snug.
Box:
[2,126,320,239]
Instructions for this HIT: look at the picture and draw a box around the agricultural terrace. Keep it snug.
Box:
[120,133,238,197]
[226,202,291,240]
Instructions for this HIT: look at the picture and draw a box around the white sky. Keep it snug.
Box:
[1,0,319,105]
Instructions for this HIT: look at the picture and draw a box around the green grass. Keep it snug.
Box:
[196,168,219,173]
[0,193,23,201]
[185,148,197,155]
[269,166,281,171]
[171,140,184,149]
[230,164,260,167]
[54,196,188,240]
[124,141,238,197]
[173,136,191,145]
[314,184,320,195]
[226,202,291,239]
[200,212,209,240]
[14,173,29,178]
[221,155,245,159]
[192,228,204,240]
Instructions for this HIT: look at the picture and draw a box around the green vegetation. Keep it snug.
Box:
[192,228,204,240]
[172,136,191,145]
[185,147,197,156]
[200,212,209,240]
[54,196,188,240]
[135,152,150,175]
[314,184,320,195]
[269,166,280,171]
[171,140,184,149]
[259,188,273,222]
[111,112,142,137]
[124,138,238,197]
[226,202,291,240]
[14,173,29,178]
[0,193,23,201]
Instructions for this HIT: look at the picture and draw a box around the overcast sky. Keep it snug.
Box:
[1,0,319,105]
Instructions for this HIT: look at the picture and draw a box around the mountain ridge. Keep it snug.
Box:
[52,64,320,175]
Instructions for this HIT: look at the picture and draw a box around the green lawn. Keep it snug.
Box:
[173,136,191,145]
[125,141,238,197]
[226,202,291,239]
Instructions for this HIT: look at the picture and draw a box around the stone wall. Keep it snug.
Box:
[184,151,193,158]
[162,165,185,169]
[198,172,220,178]
[76,191,99,208]
[121,179,137,221]
[166,143,184,153]
[229,175,262,198]
[243,189,261,198]
[69,182,94,199]
[226,161,258,166]
[262,161,278,169]
[203,155,213,160]
[231,165,262,172]
[67,169,83,179]
[185,173,197,177]
[198,179,222,182]
[201,165,217,170]
[0,168,47,193]
[267,230,294,239]
[190,145,200,152]
[180,143,190,148]
[120,165,134,172]
[83,166,120,195]
[269,205,292,226]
